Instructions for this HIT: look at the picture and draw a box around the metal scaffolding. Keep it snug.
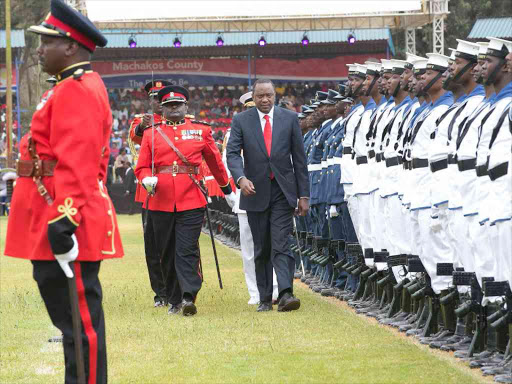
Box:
[431,0,449,54]
[405,28,416,54]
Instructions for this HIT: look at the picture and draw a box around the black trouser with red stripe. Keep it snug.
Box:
[141,208,174,304]
[149,208,205,302]
[32,260,106,384]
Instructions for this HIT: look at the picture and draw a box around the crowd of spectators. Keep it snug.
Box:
[107,81,338,153]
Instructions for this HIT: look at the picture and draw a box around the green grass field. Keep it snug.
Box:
[0,215,488,384]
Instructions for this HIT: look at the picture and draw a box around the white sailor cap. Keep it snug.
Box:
[413,58,429,75]
[405,53,427,69]
[448,48,457,62]
[380,59,394,73]
[389,59,407,74]
[477,42,489,60]
[426,53,451,72]
[364,61,381,76]
[347,63,367,78]
[239,91,253,106]
[486,37,512,58]
[455,39,480,61]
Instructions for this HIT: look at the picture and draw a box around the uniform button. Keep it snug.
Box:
[175,137,179,140]
[173,161,177,165]
[107,231,112,237]
[173,127,177,130]
[108,210,112,216]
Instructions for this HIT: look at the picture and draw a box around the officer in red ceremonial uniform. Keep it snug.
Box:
[128,79,174,307]
[4,1,123,382]
[135,85,236,316]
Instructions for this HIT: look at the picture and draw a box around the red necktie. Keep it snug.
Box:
[263,115,274,179]
[263,115,272,155]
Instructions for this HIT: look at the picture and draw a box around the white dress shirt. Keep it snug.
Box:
[257,106,274,133]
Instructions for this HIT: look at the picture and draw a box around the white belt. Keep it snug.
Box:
[327,158,334,166]
[333,157,342,165]
[204,176,215,181]
[308,164,322,171]
[321,161,328,169]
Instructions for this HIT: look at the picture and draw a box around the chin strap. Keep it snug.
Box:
[365,76,379,97]
[485,58,505,86]
[452,61,476,84]
[442,75,453,90]
[392,81,401,98]
[352,81,364,98]
[422,72,443,94]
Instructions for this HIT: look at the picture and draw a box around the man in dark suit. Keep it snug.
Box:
[227,79,310,312]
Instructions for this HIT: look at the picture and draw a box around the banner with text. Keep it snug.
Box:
[92,54,386,88]
[0,65,17,91]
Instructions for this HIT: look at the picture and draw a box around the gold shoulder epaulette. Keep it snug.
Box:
[191,120,211,126]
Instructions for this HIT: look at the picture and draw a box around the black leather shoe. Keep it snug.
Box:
[167,303,183,315]
[257,302,272,312]
[277,293,301,312]
[181,299,197,316]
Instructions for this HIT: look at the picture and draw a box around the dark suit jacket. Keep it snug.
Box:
[123,167,137,195]
[226,106,309,212]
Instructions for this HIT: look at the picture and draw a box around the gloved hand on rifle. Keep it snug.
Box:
[142,176,158,194]
[329,205,339,218]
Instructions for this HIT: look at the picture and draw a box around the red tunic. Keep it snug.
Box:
[128,113,163,203]
[4,71,124,261]
[135,118,229,212]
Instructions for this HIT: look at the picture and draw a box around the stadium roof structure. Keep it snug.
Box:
[0,30,25,49]
[83,0,450,54]
[467,17,512,40]
[87,1,442,32]
[102,28,395,54]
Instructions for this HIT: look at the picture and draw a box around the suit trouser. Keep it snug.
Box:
[247,179,295,303]
[339,201,359,291]
[384,194,411,256]
[466,215,495,286]
[347,196,361,244]
[33,260,107,384]
[495,219,512,285]
[371,189,387,252]
[238,213,278,302]
[445,208,472,271]
[354,193,373,266]
[410,208,452,294]
[149,208,204,302]
[141,208,172,303]
[238,213,259,301]
[328,206,348,287]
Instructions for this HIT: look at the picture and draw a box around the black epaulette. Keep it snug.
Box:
[73,68,85,80]
[191,120,211,126]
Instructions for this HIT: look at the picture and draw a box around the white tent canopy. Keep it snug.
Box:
[85,0,446,32]
[86,1,422,21]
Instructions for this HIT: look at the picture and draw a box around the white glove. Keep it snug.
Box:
[2,171,17,181]
[225,192,236,209]
[329,205,339,218]
[430,216,442,232]
[54,234,79,278]
[142,176,158,194]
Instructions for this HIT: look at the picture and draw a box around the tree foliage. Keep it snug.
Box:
[392,0,512,58]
